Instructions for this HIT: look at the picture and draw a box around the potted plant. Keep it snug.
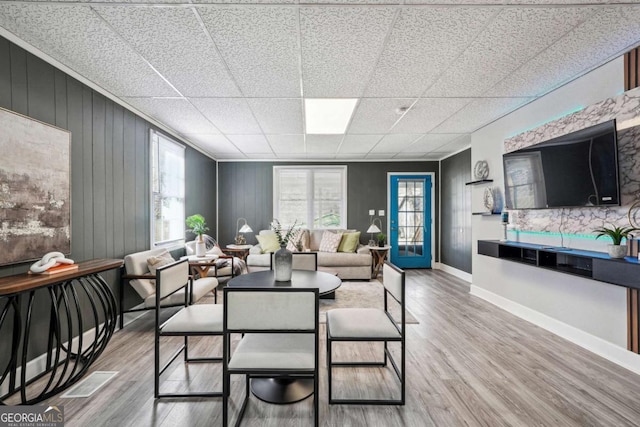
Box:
[271,219,299,281]
[377,233,386,247]
[594,224,638,259]
[186,214,209,256]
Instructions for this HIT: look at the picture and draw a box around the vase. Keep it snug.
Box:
[195,240,207,257]
[274,244,293,282]
[608,244,627,259]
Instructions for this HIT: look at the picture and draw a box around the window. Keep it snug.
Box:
[151,130,185,247]
[274,166,347,228]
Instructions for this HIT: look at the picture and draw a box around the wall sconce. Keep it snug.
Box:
[366,217,382,246]
[235,218,253,245]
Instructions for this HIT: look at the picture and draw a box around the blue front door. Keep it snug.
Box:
[389,175,432,269]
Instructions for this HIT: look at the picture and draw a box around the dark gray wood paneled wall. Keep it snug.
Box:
[218,161,440,261]
[0,37,217,363]
[441,149,472,273]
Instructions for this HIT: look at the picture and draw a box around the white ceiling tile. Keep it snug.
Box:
[182,133,240,154]
[300,7,397,97]
[216,153,247,159]
[339,134,382,153]
[431,97,534,133]
[364,8,497,97]
[0,5,178,97]
[366,153,396,159]
[306,135,343,153]
[267,135,306,154]
[307,153,337,159]
[122,97,220,134]
[190,98,262,134]
[248,99,303,134]
[197,6,300,97]
[94,7,240,98]
[245,153,278,159]
[335,153,367,159]
[404,134,464,153]
[370,134,421,153]
[391,98,472,133]
[438,136,472,153]
[348,98,416,134]
[279,152,309,159]
[227,135,272,153]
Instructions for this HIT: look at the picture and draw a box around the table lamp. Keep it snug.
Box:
[235,218,253,245]
[367,218,382,246]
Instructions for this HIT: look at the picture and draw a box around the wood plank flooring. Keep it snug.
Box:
[32,270,640,426]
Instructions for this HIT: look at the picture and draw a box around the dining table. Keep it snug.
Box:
[227,269,341,404]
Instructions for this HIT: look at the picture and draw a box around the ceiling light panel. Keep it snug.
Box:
[431,97,534,134]
[197,7,300,97]
[391,98,471,134]
[248,99,303,134]
[267,135,306,154]
[0,4,178,97]
[305,99,358,134]
[226,135,272,153]
[306,135,343,153]
[370,134,421,153]
[190,98,262,134]
[94,7,240,98]
[347,98,417,134]
[122,97,220,134]
[339,135,383,153]
[364,8,496,97]
[300,7,396,98]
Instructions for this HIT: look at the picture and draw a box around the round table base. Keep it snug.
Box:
[250,377,314,404]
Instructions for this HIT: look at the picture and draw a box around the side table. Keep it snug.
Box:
[225,244,252,261]
[368,245,391,278]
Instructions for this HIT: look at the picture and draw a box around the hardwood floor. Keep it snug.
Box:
[36,270,640,426]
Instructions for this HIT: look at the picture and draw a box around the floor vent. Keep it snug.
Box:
[61,371,118,398]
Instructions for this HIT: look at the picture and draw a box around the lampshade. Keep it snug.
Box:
[366,224,381,234]
[239,224,253,233]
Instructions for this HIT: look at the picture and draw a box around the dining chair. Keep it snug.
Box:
[154,259,224,399]
[326,261,405,405]
[269,252,318,271]
[223,287,320,426]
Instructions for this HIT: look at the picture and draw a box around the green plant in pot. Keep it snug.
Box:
[377,233,386,247]
[593,224,638,259]
[186,214,209,256]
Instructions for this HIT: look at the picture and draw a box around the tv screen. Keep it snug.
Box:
[503,119,619,210]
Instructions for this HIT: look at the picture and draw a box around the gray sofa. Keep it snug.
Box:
[246,229,372,280]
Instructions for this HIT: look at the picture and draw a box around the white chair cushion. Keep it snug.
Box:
[228,333,315,370]
[327,308,401,339]
[162,304,223,333]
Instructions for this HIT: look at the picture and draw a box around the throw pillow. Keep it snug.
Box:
[338,231,361,253]
[256,233,281,253]
[318,231,343,253]
[210,245,224,256]
[147,252,175,275]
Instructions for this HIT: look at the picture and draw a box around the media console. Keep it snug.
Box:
[478,240,640,291]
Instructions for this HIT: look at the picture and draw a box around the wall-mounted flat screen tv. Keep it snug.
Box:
[503,119,619,210]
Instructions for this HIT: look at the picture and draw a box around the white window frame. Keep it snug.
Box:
[273,166,348,229]
[150,129,186,248]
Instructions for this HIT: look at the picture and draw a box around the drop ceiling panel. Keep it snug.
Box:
[248,99,303,134]
[437,136,472,154]
[370,134,421,153]
[300,7,397,97]
[94,6,240,98]
[190,98,262,134]
[197,7,300,97]
[364,8,497,97]
[183,134,241,155]
[339,134,382,153]
[122,97,220,134]
[267,135,306,154]
[431,97,534,134]
[306,135,343,153]
[366,153,396,159]
[391,98,471,134]
[227,135,272,153]
[245,153,278,159]
[405,134,464,153]
[335,153,367,159]
[348,98,416,134]
[0,4,178,97]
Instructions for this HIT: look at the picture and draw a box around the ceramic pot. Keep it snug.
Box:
[274,245,293,281]
[195,240,207,257]
[608,244,627,259]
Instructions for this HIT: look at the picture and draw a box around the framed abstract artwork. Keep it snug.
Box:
[0,107,71,266]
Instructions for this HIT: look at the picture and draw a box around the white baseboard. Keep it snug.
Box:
[437,263,472,283]
[470,285,640,375]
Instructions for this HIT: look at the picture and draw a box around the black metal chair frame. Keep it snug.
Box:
[154,259,223,399]
[326,261,405,405]
[269,251,318,271]
[222,287,320,427]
